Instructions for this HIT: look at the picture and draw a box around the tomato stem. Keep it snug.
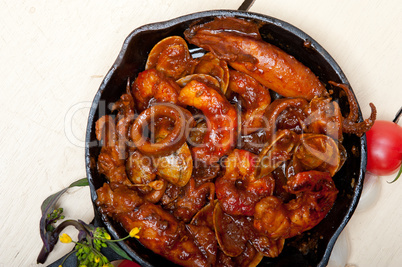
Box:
[393,106,402,124]
[387,164,402,184]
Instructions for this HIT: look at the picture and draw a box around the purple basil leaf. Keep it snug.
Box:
[37,219,84,263]
[78,229,87,241]
[37,178,89,263]
[40,178,89,214]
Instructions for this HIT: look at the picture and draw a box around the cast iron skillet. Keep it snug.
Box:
[85,9,366,267]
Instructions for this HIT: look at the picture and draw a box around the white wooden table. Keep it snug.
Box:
[1,0,401,266]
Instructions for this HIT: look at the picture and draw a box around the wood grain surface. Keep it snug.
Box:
[1,0,401,266]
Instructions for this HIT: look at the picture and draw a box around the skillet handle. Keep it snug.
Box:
[238,0,256,11]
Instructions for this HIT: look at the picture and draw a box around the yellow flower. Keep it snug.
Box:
[59,233,72,243]
[94,256,100,263]
[103,232,111,240]
[129,227,141,239]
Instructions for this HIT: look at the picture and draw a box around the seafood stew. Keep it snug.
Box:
[86,10,374,267]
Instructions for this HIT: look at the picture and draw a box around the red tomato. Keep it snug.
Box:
[366,120,402,176]
[118,260,141,267]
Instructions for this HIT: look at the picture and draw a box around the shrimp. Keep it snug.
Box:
[215,149,275,216]
[132,68,181,112]
[184,17,328,100]
[178,79,238,164]
[228,70,271,134]
[253,170,338,239]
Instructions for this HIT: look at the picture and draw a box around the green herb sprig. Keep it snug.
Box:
[37,178,139,267]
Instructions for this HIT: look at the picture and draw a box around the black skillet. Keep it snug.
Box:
[85,4,366,267]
